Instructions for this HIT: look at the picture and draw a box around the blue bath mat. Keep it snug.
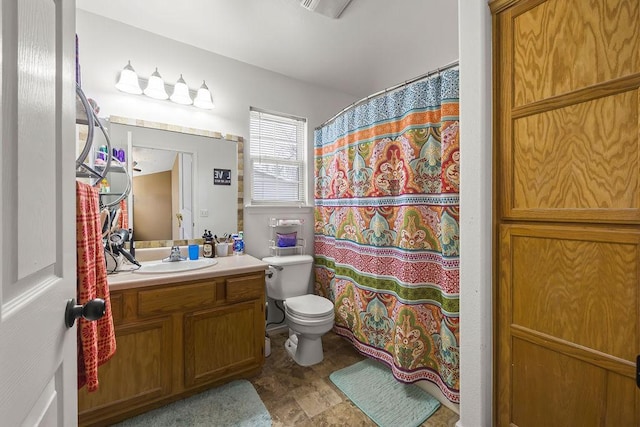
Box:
[330,359,440,427]
[113,380,271,427]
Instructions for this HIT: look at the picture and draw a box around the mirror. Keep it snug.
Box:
[107,116,244,248]
[130,147,193,241]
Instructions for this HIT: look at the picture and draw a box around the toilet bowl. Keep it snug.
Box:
[283,294,334,366]
[263,255,335,366]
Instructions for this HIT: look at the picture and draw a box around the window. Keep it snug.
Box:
[249,107,307,205]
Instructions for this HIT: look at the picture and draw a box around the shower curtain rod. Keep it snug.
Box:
[317,59,459,129]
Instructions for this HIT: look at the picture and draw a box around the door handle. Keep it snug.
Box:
[65,298,106,328]
[176,212,183,227]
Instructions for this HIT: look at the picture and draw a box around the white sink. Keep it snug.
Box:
[134,258,218,274]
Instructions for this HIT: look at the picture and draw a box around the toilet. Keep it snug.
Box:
[263,254,334,366]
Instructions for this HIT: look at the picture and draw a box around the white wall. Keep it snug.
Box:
[457,1,493,426]
[76,10,357,256]
[76,11,357,140]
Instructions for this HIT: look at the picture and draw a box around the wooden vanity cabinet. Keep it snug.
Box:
[78,271,266,427]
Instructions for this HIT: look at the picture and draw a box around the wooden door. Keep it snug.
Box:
[491,0,640,425]
[179,152,193,239]
[0,0,77,425]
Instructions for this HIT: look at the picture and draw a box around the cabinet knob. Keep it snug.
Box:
[65,298,106,328]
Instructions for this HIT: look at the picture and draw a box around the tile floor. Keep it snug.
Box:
[249,331,460,426]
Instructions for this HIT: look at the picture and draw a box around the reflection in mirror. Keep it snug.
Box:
[107,117,243,248]
[130,147,194,241]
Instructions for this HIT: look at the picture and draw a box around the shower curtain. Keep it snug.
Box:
[314,68,459,403]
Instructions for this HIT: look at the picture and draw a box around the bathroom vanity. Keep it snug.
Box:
[78,254,268,427]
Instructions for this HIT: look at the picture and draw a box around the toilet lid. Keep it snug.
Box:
[285,294,334,318]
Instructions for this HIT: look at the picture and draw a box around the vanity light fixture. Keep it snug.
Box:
[143,67,169,100]
[115,60,142,95]
[114,63,215,109]
[193,80,215,110]
[169,74,193,105]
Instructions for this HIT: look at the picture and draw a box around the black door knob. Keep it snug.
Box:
[65,298,106,328]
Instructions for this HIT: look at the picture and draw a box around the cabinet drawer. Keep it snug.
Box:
[138,281,216,316]
[226,273,264,303]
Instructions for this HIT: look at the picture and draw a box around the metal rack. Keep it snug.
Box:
[75,84,131,208]
[268,218,305,256]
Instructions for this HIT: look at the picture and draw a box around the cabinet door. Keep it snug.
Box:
[184,300,264,388]
[78,317,173,425]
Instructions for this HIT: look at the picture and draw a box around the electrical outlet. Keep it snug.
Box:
[200,209,209,217]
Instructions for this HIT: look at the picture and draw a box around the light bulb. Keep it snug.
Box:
[143,67,168,100]
[194,80,215,109]
[169,74,192,105]
[115,60,142,95]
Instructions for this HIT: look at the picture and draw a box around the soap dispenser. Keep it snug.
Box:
[202,230,214,258]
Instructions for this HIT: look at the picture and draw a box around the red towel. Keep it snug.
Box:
[76,181,116,392]
[118,199,128,230]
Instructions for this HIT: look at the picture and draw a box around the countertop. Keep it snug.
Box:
[107,254,269,290]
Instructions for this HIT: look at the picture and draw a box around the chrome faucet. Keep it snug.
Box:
[164,246,186,262]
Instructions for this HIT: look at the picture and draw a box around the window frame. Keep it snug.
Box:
[248,107,308,206]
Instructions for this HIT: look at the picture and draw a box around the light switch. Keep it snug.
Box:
[200,209,209,217]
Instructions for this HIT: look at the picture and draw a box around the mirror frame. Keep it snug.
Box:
[109,116,244,249]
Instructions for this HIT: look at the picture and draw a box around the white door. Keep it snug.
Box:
[0,0,77,425]
[179,152,193,239]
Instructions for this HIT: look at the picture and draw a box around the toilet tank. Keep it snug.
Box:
[263,255,314,300]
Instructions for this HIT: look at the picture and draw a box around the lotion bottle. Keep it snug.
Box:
[202,230,214,258]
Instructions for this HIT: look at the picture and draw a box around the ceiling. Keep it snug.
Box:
[131,147,177,177]
[76,0,459,98]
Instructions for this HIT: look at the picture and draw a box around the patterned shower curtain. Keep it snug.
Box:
[314,68,459,403]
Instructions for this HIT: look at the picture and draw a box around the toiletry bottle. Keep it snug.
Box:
[100,178,110,193]
[233,231,244,255]
[97,145,108,162]
[202,230,214,258]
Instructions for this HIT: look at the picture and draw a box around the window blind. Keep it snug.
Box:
[249,108,307,205]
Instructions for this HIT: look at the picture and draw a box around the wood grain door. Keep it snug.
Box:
[491,0,640,425]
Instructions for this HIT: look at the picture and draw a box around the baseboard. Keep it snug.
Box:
[414,380,460,415]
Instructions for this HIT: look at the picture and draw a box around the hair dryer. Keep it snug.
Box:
[106,229,141,267]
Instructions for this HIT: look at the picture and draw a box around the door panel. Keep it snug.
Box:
[512,338,606,427]
[492,0,640,425]
[78,318,173,423]
[0,0,76,425]
[501,226,640,426]
[512,0,640,107]
[512,90,639,216]
[506,225,638,361]
[184,301,262,388]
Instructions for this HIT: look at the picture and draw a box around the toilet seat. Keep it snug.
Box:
[285,294,334,318]
[286,309,334,327]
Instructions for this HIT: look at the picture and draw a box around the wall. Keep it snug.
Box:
[133,171,172,241]
[457,1,493,426]
[76,10,357,256]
